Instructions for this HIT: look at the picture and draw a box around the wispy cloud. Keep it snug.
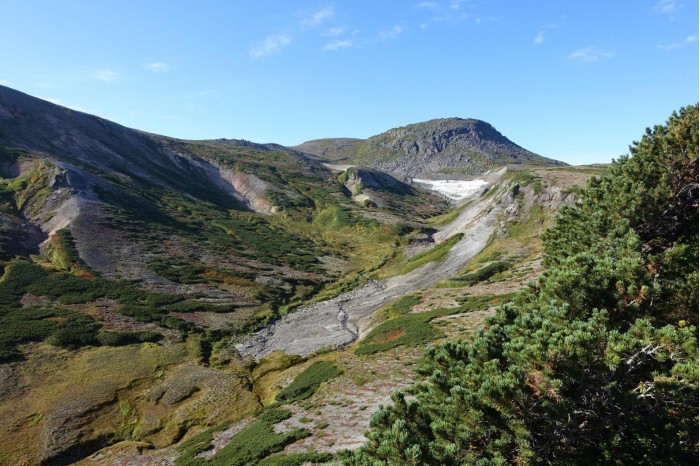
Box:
[248,6,336,59]
[91,68,120,82]
[324,26,346,37]
[414,0,477,27]
[145,62,169,73]
[658,34,697,50]
[249,34,292,59]
[655,0,682,14]
[323,39,353,51]
[534,31,545,44]
[568,47,613,62]
[301,6,334,28]
[381,24,405,39]
[0,79,12,87]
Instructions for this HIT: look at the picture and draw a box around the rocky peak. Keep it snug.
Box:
[294,117,565,179]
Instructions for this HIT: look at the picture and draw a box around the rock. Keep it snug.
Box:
[294,118,566,179]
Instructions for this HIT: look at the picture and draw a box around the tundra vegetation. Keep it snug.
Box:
[0,85,695,465]
[344,104,699,465]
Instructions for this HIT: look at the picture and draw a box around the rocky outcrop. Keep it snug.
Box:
[295,118,565,179]
[219,171,277,214]
[340,166,415,207]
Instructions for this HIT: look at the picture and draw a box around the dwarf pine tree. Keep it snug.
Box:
[344,105,698,466]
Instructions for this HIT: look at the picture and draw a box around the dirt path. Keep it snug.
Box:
[236,170,509,361]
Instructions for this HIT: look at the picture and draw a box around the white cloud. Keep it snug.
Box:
[381,24,404,39]
[658,34,697,50]
[91,68,120,82]
[145,62,169,73]
[324,26,346,37]
[568,47,613,62]
[449,0,466,10]
[323,39,352,51]
[655,0,682,14]
[534,31,545,44]
[301,6,334,28]
[419,23,429,29]
[414,1,438,8]
[249,34,292,59]
[0,79,12,87]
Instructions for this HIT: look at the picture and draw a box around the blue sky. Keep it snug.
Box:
[0,1,697,165]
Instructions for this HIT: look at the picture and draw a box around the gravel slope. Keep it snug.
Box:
[236,170,509,360]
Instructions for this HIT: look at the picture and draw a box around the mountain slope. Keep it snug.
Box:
[0,85,449,293]
[0,86,453,463]
[0,85,595,466]
[294,117,565,179]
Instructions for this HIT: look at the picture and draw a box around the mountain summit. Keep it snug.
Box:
[295,117,565,179]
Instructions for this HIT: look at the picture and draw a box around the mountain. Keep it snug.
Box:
[0,85,606,466]
[0,86,455,462]
[0,84,449,297]
[294,117,565,179]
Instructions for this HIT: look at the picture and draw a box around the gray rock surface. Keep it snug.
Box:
[236,169,510,360]
[294,118,565,179]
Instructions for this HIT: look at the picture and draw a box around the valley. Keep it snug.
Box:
[0,86,695,465]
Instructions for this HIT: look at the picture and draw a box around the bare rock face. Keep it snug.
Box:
[224,172,277,214]
[342,167,412,207]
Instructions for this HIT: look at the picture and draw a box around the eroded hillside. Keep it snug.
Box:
[68,166,596,466]
[0,86,602,465]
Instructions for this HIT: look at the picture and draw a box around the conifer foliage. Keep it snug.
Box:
[344,105,699,465]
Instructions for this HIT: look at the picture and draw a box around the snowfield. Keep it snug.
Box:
[413,178,489,199]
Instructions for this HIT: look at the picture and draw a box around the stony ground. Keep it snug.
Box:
[235,169,510,361]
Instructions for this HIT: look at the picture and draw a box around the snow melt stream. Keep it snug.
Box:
[413,179,489,200]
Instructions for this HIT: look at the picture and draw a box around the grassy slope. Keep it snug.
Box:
[0,139,600,466]
[0,140,445,463]
[142,166,601,465]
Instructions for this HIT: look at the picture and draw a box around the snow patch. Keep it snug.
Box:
[413,179,489,199]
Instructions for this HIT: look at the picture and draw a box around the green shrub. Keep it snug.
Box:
[97,331,163,346]
[355,312,441,356]
[258,452,334,466]
[0,259,180,360]
[204,409,309,466]
[388,294,420,315]
[49,228,88,271]
[453,260,510,285]
[356,294,506,356]
[375,294,421,321]
[276,361,342,402]
[407,234,463,264]
[347,105,699,466]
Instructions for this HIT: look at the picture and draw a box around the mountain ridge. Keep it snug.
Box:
[294,117,566,179]
[0,85,606,465]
